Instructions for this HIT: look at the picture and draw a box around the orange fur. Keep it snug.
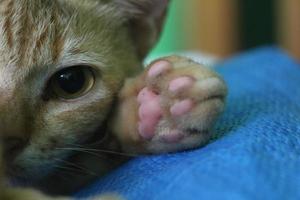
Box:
[0,0,226,199]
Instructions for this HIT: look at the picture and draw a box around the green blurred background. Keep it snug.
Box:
[149,0,277,58]
[149,0,186,57]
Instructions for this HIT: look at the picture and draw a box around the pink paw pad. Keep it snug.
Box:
[148,60,172,78]
[138,100,162,122]
[169,76,194,93]
[137,87,163,140]
[161,130,184,143]
[138,122,156,140]
[137,87,158,104]
[170,99,194,117]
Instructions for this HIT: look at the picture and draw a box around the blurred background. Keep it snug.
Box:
[149,0,300,61]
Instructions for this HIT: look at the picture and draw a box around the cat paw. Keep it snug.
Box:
[113,56,227,153]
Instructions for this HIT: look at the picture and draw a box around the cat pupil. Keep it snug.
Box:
[56,68,85,94]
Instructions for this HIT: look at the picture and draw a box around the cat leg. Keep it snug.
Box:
[111,56,227,154]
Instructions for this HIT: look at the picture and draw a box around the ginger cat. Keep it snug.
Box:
[0,0,227,199]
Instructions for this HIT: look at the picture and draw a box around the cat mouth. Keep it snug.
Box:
[4,104,117,186]
[4,126,108,186]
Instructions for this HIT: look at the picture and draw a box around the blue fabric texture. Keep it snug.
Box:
[75,47,300,200]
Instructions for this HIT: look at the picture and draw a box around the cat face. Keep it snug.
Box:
[0,0,167,182]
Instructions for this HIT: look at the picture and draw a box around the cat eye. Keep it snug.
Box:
[49,66,95,99]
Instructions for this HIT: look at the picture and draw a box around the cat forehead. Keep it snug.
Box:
[0,0,119,72]
[0,0,67,66]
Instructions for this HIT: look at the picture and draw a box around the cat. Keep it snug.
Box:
[0,0,227,199]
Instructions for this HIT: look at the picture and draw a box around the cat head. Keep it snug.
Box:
[0,0,169,182]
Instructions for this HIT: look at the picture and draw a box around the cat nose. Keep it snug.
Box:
[3,137,26,158]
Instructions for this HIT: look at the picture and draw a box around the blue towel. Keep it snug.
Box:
[75,47,300,200]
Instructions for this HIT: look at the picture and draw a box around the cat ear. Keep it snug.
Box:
[114,0,170,59]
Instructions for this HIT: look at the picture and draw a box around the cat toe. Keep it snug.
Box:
[160,129,184,143]
[168,76,195,93]
[170,99,194,117]
[147,60,172,78]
